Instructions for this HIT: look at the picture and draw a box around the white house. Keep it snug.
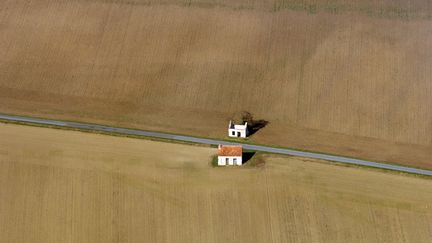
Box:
[228,120,248,138]
[217,145,243,166]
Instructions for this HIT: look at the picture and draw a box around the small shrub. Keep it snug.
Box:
[210,155,218,167]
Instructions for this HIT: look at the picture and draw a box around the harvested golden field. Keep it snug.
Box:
[0,123,431,243]
[0,0,431,168]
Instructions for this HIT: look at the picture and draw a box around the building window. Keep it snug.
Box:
[225,158,229,164]
[232,131,235,136]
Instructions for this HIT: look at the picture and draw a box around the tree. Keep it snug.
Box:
[231,111,269,136]
[231,111,253,124]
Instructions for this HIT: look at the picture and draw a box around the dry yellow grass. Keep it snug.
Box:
[0,0,431,168]
[0,123,431,243]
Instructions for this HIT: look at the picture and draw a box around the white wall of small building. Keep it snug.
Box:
[228,128,247,138]
[218,156,242,166]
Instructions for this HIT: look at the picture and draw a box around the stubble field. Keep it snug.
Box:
[0,123,431,243]
[0,0,431,168]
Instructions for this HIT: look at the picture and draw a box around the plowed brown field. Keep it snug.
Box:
[1,0,431,168]
[0,123,431,243]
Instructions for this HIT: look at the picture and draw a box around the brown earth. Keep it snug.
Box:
[0,123,431,243]
[0,0,431,168]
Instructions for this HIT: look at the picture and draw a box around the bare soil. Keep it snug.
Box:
[0,123,432,243]
[0,0,431,168]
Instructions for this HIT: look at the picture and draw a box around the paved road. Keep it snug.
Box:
[1,113,431,176]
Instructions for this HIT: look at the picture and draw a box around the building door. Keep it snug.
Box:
[225,158,229,165]
[237,132,241,137]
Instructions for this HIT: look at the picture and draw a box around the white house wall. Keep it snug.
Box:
[218,156,242,166]
[228,129,246,138]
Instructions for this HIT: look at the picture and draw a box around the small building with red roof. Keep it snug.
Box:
[217,145,243,166]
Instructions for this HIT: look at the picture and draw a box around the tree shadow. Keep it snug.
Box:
[231,111,269,137]
[247,119,269,136]
[242,151,256,164]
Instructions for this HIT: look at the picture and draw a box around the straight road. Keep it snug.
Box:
[1,113,431,176]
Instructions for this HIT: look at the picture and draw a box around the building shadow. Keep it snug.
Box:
[242,151,256,164]
[247,119,269,136]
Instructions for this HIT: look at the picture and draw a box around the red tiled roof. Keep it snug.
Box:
[218,145,242,156]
